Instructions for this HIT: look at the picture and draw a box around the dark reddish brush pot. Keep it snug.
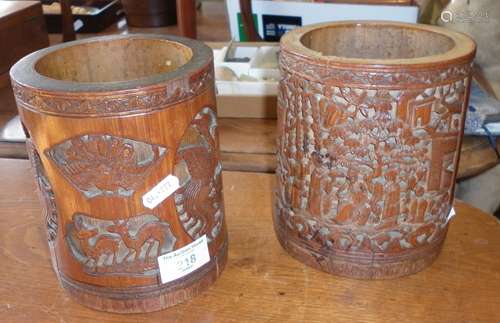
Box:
[275,21,476,279]
[10,34,227,312]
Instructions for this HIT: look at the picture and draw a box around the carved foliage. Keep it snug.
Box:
[27,140,58,242]
[279,49,472,87]
[174,107,224,243]
[276,69,468,255]
[66,213,176,275]
[46,135,167,198]
[12,63,213,117]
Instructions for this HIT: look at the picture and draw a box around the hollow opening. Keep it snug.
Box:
[300,24,455,60]
[35,38,193,83]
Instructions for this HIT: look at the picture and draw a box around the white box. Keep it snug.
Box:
[225,0,419,41]
[214,43,280,96]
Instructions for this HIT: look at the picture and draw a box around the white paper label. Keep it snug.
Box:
[142,175,180,209]
[446,207,456,223]
[158,235,210,284]
[74,19,84,31]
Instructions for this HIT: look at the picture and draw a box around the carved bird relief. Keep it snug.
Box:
[174,107,224,243]
[46,135,167,198]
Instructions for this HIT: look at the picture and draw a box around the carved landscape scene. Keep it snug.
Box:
[276,67,468,255]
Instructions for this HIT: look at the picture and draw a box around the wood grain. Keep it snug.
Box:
[9,35,227,312]
[216,95,277,118]
[60,0,75,42]
[3,117,499,179]
[220,119,499,179]
[458,136,500,180]
[276,22,476,278]
[0,77,17,114]
[121,0,177,28]
[176,0,197,39]
[2,1,493,183]
[0,1,49,74]
[219,118,276,155]
[220,152,275,173]
[0,158,499,322]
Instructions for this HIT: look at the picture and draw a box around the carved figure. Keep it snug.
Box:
[275,22,476,279]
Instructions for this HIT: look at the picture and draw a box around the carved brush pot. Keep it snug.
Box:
[275,21,476,279]
[10,34,227,312]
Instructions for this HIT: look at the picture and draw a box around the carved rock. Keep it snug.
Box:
[10,34,227,312]
[276,22,476,279]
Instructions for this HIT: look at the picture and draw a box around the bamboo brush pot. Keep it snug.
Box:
[10,34,227,312]
[275,21,476,279]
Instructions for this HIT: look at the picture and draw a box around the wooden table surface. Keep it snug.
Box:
[0,158,499,322]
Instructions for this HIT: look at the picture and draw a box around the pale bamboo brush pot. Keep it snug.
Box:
[275,21,476,279]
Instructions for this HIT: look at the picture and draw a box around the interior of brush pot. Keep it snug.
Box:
[300,24,455,60]
[35,38,193,82]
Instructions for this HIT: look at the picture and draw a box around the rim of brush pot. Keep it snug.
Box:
[280,20,476,69]
[10,33,212,93]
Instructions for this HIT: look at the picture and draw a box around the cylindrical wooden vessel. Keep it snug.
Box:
[121,0,177,27]
[10,34,227,312]
[275,21,476,279]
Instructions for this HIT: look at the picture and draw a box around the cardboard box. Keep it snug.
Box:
[210,42,279,118]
